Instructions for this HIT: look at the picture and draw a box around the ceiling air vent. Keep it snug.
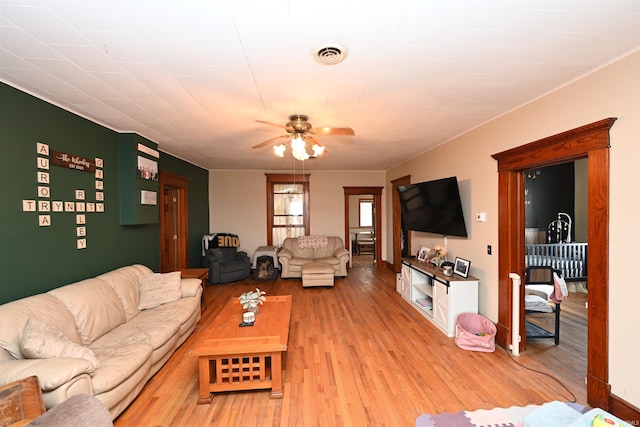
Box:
[312,42,348,65]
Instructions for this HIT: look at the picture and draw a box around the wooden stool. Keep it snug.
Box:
[301,262,334,287]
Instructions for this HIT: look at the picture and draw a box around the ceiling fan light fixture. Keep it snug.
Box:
[292,147,310,161]
[254,113,353,161]
[311,144,325,157]
[290,135,306,151]
[274,144,286,157]
[291,135,310,161]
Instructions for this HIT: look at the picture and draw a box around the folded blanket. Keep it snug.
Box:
[298,236,328,248]
[525,295,553,312]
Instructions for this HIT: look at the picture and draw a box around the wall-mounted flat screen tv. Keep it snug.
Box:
[397,176,468,237]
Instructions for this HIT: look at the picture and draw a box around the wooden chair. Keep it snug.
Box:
[355,229,375,255]
[524,266,562,345]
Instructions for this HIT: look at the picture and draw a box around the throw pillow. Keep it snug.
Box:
[138,271,182,310]
[21,318,100,370]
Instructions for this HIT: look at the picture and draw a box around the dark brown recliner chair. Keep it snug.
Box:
[202,233,251,284]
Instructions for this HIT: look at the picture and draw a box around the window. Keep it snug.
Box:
[359,199,373,227]
[266,174,310,246]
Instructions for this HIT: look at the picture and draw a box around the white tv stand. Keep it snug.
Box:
[398,258,479,337]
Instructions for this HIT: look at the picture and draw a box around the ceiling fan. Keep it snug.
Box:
[252,114,354,159]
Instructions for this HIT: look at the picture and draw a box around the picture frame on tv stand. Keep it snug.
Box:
[454,257,471,278]
[417,246,430,261]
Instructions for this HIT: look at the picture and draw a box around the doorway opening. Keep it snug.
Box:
[343,187,383,268]
[391,175,411,274]
[523,160,588,401]
[492,117,615,409]
[159,170,189,272]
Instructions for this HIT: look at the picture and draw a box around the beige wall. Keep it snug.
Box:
[209,170,386,259]
[385,50,640,407]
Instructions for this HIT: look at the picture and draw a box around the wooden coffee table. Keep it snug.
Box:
[189,295,292,404]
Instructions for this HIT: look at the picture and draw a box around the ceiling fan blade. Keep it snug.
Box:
[256,120,286,129]
[252,134,289,149]
[312,126,355,136]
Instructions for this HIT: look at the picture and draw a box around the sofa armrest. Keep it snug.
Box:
[180,278,202,298]
[0,357,94,392]
[333,247,349,259]
[234,251,251,265]
[278,248,293,260]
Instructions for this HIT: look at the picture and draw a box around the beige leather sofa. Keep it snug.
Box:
[0,265,202,420]
[278,236,349,278]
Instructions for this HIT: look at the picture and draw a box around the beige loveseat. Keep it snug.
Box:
[0,264,202,420]
[278,236,349,278]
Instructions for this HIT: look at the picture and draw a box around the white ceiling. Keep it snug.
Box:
[1,1,639,171]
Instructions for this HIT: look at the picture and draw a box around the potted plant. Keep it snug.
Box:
[239,288,267,313]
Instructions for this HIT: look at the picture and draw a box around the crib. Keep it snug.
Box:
[525,243,587,282]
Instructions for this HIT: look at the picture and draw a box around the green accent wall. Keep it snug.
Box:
[0,83,209,304]
[118,133,160,225]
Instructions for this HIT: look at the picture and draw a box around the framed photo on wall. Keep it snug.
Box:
[454,257,471,278]
[137,156,158,181]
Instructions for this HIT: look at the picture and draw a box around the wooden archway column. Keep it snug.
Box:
[343,187,383,267]
[492,118,616,409]
[391,175,411,273]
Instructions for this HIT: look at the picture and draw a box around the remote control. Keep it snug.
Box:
[239,322,254,327]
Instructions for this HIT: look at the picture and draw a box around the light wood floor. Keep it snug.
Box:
[523,289,588,401]
[114,262,587,426]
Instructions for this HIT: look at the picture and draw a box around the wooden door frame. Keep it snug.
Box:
[343,187,383,267]
[492,118,616,409]
[391,175,411,273]
[159,170,189,272]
